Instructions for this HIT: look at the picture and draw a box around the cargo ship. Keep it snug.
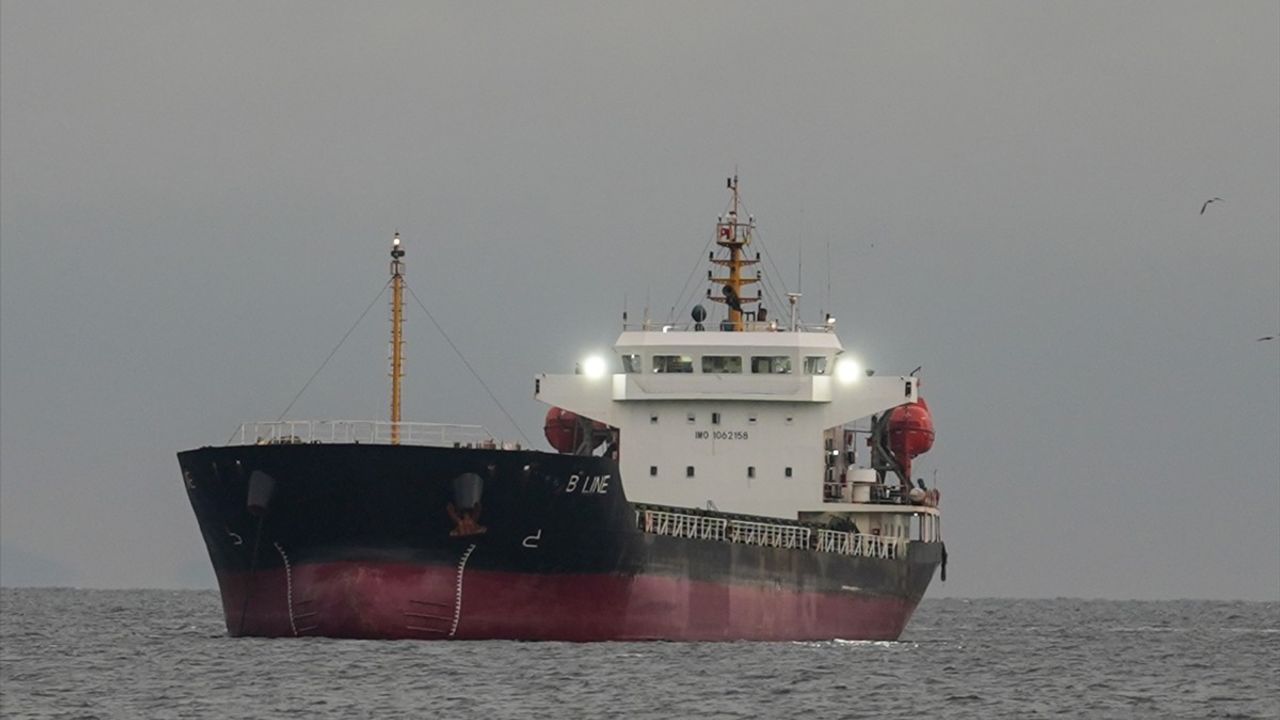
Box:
[178,177,946,640]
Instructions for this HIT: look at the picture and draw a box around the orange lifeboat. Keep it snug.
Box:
[543,407,608,454]
[886,397,935,483]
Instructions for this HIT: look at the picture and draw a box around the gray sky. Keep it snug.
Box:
[2,1,1277,600]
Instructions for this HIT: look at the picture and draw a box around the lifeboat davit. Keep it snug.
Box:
[886,397,935,483]
[543,407,608,454]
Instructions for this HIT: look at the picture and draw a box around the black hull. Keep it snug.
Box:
[178,444,942,640]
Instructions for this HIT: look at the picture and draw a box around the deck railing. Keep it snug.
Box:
[814,528,906,559]
[230,420,497,448]
[621,321,836,333]
[823,482,910,505]
[638,509,908,559]
[641,510,728,541]
[727,519,811,549]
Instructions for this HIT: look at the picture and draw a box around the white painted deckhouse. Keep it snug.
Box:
[536,176,940,545]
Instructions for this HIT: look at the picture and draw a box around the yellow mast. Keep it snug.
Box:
[708,175,760,330]
[389,232,405,444]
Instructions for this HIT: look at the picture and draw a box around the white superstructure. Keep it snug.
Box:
[534,176,941,543]
[537,327,916,519]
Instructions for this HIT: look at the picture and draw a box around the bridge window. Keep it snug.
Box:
[686,466,695,478]
[751,356,792,374]
[650,465,658,476]
[653,355,694,373]
[621,354,642,373]
[785,466,793,478]
[804,356,828,375]
[747,466,756,478]
[711,412,721,425]
[701,355,742,373]
[686,412,696,424]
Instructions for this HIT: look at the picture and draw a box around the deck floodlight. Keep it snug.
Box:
[583,355,608,379]
[836,357,861,384]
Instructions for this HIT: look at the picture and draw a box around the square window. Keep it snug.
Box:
[687,412,696,424]
[748,415,757,425]
[785,467,793,478]
[747,466,756,478]
[649,466,658,476]
[650,414,659,424]
[686,466,695,478]
[711,412,721,425]
[750,355,792,374]
[652,354,694,373]
[804,356,828,375]
[701,355,743,373]
[785,416,794,425]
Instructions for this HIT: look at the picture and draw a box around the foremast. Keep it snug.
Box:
[708,175,761,331]
[389,232,405,444]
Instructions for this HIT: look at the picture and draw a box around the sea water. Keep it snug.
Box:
[1,588,1276,719]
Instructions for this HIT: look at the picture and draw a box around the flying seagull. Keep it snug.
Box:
[1258,335,1277,342]
[1200,197,1223,215]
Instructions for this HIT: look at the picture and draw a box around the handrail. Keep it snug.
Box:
[621,321,835,334]
[637,509,909,559]
[823,482,915,506]
[727,519,810,549]
[230,420,498,448]
[641,510,727,541]
[814,529,907,559]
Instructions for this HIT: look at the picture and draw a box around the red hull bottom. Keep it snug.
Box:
[218,561,920,641]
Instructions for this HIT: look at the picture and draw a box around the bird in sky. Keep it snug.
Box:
[1200,197,1224,215]
[1258,335,1277,342]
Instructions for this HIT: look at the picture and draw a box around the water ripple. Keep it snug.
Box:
[1,590,1277,719]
